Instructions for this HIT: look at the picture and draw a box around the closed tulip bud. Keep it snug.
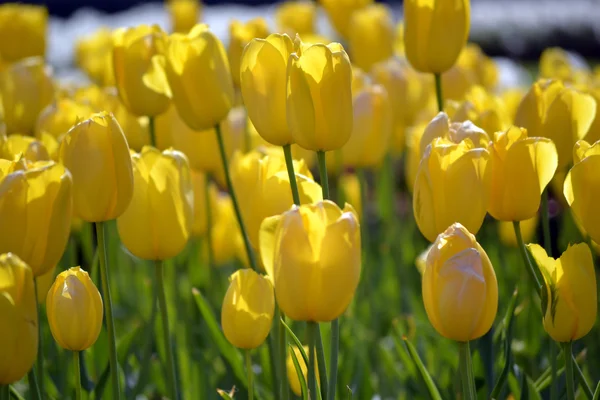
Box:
[414,123,491,242]
[320,0,372,38]
[423,223,497,341]
[167,0,201,34]
[228,18,269,87]
[488,126,558,221]
[276,1,316,36]
[75,28,115,86]
[0,57,54,135]
[240,34,295,146]
[0,159,72,277]
[163,24,235,131]
[1,134,50,162]
[59,112,134,222]
[287,39,353,152]
[0,253,38,384]
[260,200,361,322]
[286,345,319,396]
[46,267,103,351]
[339,173,362,220]
[221,269,274,349]
[564,140,600,244]
[35,98,95,139]
[528,243,597,342]
[113,25,171,117]
[514,79,563,138]
[348,4,394,71]
[117,147,193,260]
[230,149,322,250]
[0,4,47,62]
[498,216,538,248]
[404,0,470,74]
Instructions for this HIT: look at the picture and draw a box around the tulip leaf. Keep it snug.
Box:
[491,288,519,399]
[281,318,309,368]
[289,343,309,400]
[593,381,600,400]
[402,338,443,400]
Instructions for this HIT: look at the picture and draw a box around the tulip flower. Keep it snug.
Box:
[423,223,498,341]
[240,33,295,146]
[498,216,538,248]
[211,192,243,266]
[539,47,581,83]
[0,253,38,385]
[286,345,319,396]
[403,0,470,74]
[0,158,72,277]
[228,18,269,87]
[75,28,115,86]
[46,267,103,351]
[190,169,219,237]
[564,140,600,244]
[456,44,499,90]
[221,269,274,349]
[488,126,558,221]
[162,24,235,131]
[404,121,430,192]
[0,57,54,134]
[59,112,134,222]
[450,86,510,135]
[259,200,361,322]
[287,39,353,152]
[0,4,47,62]
[348,4,394,71]
[1,134,50,162]
[441,63,477,102]
[527,243,597,342]
[102,88,150,152]
[276,1,316,36]
[117,147,193,261]
[167,0,201,34]
[320,0,372,38]
[35,98,95,139]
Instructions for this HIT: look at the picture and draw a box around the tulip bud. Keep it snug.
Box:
[117,147,193,261]
[0,159,72,277]
[564,140,600,244]
[404,0,470,74]
[527,243,597,342]
[260,200,361,322]
[228,18,269,87]
[167,0,201,34]
[163,24,235,131]
[348,4,394,71]
[46,267,103,351]
[0,253,38,384]
[320,0,372,38]
[59,112,134,222]
[276,1,316,36]
[286,345,319,396]
[488,126,558,221]
[423,223,498,341]
[0,57,54,134]
[287,39,353,152]
[498,216,538,248]
[221,269,274,349]
[0,4,47,62]
[113,25,171,116]
[75,28,115,86]
[1,134,50,162]
[240,33,295,146]
[35,98,95,140]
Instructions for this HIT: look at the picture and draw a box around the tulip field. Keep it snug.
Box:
[2,0,600,399]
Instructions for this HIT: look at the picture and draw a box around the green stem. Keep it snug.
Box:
[564,342,575,400]
[94,221,121,400]
[458,341,476,400]
[278,314,289,400]
[572,353,593,399]
[27,367,41,400]
[327,319,339,400]
[316,151,330,199]
[434,73,444,112]
[315,326,328,400]
[269,306,281,400]
[512,221,543,295]
[148,116,156,147]
[550,341,557,400]
[33,278,44,397]
[155,260,178,400]
[282,144,301,206]
[307,322,318,399]
[204,174,214,270]
[0,385,8,400]
[214,123,258,271]
[74,351,81,400]
[246,350,254,400]
[541,190,552,255]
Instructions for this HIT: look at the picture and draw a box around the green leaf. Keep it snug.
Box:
[280,318,309,368]
[346,385,353,400]
[402,338,443,400]
[217,387,236,399]
[592,381,600,400]
[491,288,519,399]
[289,344,309,400]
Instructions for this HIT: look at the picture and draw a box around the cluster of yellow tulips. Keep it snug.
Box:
[1,0,600,399]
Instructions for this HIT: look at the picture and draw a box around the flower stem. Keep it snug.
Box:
[278,313,289,400]
[155,260,178,400]
[204,174,214,270]
[74,351,81,400]
[307,322,318,399]
[550,341,558,400]
[434,73,444,112]
[282,144,301,206]
[27,365,41,400]
[512,221,543,295]
[270,306,282,400]
[148,116,156,147]
[246,350,254,400]
[316,151,330,199]
[94,221,121,400]
[33,278,45,397]
[0,385,8,400]
[458,341,476,400]
[564,342,576,400]
[214,123,259,271]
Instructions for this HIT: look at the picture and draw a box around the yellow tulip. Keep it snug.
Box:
[0,57,54,134]
[59,112,134,222]
[404,0,470,74]
[0,159,72,277]
[0,4,47,62]
[564,140,600,244]
[450,86,510,135]
[276,1,316,36]
[528,243,597,342]
[287,39,353,152]
[341,83,392,168]
[339,172,362,220]
[101,87,150,151]
[113,24,171,116]
[162,24,235,131]
[0,253,37,384]
[35,98,95,139]
[498,216,538,248]
[46,267,103,351]
[1,134,50,162]
[584,86,600,145]
[539,47,581,83]
[488,126,558,221]
[319,0,372,38]
[286,345,319,396]
[117,147,193,261]
[221,269,274,349]
[38,132,60,161]
[348,4,394,71]
[500,87,526,122]
[247,119,316,167]
[228,18,269,87]
[211,192,242,266]
[456,44,499,90]
[230,149,322,251]
[260,200,361,322]
[441,64,477,101]
[405,121,429,192]
[190,169,219,237]
[167,0,201,34]
[75,28,115,86]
